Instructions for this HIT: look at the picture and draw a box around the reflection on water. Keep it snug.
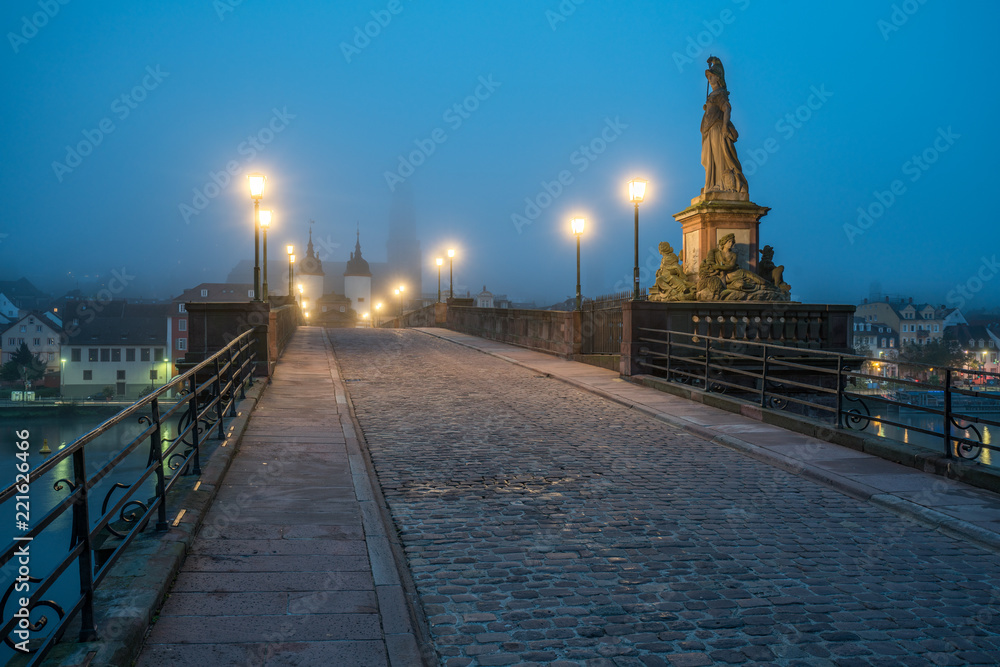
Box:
[868,411,1000,467]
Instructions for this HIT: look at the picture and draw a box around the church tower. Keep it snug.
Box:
[344,228,372,318]
[386,184,422,296]
[298,228,326,313]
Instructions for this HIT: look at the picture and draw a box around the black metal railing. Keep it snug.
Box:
[0,329,258,663]
[581,289,646,355]
[636,328,1000,464]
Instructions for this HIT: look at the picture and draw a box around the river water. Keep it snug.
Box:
[0,409,181,660]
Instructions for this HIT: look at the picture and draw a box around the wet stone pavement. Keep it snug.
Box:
[329,329,1000,667]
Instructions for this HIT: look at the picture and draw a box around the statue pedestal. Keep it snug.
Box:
[673,192,770,280]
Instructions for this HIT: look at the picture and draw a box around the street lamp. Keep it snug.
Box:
[628,177,647,300]
[571,217,585,311]
[288,250,295,298]
[447,248,455,299]
[375,302,382,327]
[396,285,405,318]
[297,283,303,309]
[259,209,272,302]
[60,358,66,396]
[436,257,444,303]
[363,312,370,328]
[248,173,266,301]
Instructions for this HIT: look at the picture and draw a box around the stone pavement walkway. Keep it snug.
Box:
[136,327,423,667]
[330,328,1000,666]
[417,328,1000,549]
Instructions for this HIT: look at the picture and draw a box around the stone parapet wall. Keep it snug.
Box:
[446,306,581,357]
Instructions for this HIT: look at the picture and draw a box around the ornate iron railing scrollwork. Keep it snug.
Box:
[1,577,64,652]
[841,393,872,431]
[99,482,150,538]
[951,417,984,460]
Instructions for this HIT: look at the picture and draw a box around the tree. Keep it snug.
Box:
[0,342,45,390]
[897,339,969,370]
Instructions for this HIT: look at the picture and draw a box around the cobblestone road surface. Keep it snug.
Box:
[330,329,1000,666]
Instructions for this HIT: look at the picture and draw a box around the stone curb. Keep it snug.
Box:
[324,329,438,667]
[415,328,1000,555]
[42,381,267,667]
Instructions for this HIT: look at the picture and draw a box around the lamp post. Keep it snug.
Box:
[396,285,405,318]
[571,217,585,311]
[286,245,294,297]
[447,249,455,299]
[297,283,303,310]
[436,258,443,303]
[628,178,647,300]
[248,173,266,301]
[60,358,66,396]
[259,209,272,302]
[375,302,382,327]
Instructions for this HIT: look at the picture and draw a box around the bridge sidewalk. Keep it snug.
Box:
[416,327,1000,552]
[136,327,424,667]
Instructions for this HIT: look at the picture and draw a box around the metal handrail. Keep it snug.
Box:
[637,327,1000,463]
[0,329,259,663]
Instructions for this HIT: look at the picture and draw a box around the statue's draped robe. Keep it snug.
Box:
[700,91,748,194]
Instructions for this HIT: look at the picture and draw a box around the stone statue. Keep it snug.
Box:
[701,57,748,196]
[757,245,791,295]
[697,233,787,301]
[648,242,696,301]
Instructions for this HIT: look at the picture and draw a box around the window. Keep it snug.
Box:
[934,325,939,332]
[126,348,135,362]
[358,297,365,302]
[339,306,346,313]
[990,341,996,349]
[141,348,150,362]
[200,289,208,297]
[178,319,187,332]
[149,369,158,380]
[19,325,25,332]
[248,289,255,298]
[177,338,187,350]
[100,349,111,362]
[33,338,40,346]
[111,349,121,362]
[979,339,985,348]
[89,348,98,362]
[322,306,328,313]
[71,348,81,362]
[153,348,164,362]
[47,338,54,345]
[178,303,186,313]
[36,325,42,332]
[6,338,13,346]
[117,370,126,380]
[890,339,895,348]
[881,338,887,348]
[83,370,92,381]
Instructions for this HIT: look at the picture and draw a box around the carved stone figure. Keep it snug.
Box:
[701,57,748,196]
[648,242,696,302]
[697,234,787,301]
[757,245,791,294]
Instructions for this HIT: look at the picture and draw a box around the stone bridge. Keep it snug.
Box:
[45,326,1000,666]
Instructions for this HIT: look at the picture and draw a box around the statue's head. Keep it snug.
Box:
[760,245,774,260]
[706,56,726,88]
[658,242,679,264]
[719,233,736,249]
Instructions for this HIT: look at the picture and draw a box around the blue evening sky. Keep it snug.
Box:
[1,0,997,308]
